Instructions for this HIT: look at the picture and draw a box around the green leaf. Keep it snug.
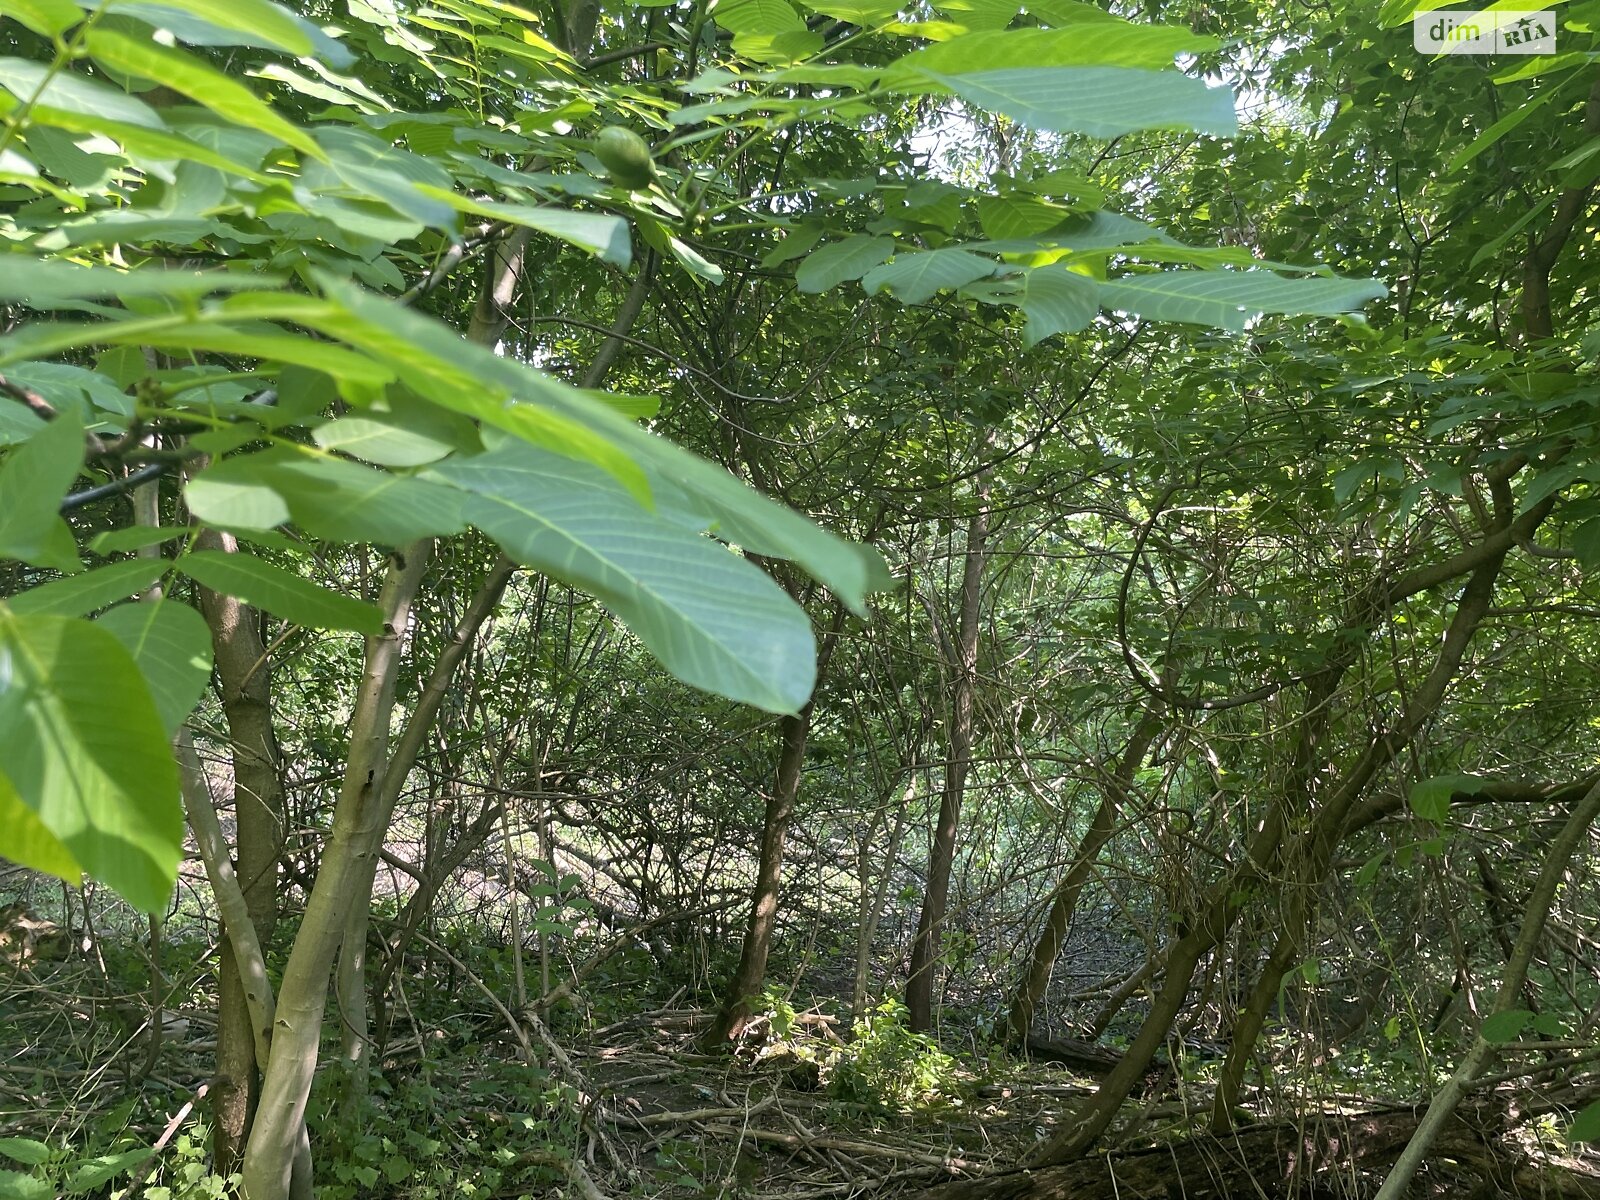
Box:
[313,416,454,467]
[0,398,45,447]
[1019,267,1098,343]
[1408,774,1487,823]
[1449,86,1561,173]
[1354,851,1387,889]
[429,442,817,714]
[418,192,631,268]
[245,281,891,613]
[810,0,901,21]
[0,410,83,573]
[663,236,725,284]
[714,0,806,33]
[4,362,132,419]
[192,452,466,543]
[941,0,1023,31]
[121,0,325,58]
[0,1169,52,1200]
[0,92,267,180]
[1572,517,1600,570]
[1569,1099,1600,1143]
[7,559,165,617]
[0,612,182,912]
[176,550,384,634]
[0,57,163,129]
[83,28,322,158]
[862,248,997,304]
[89,526,189,554]
[916,67,1238,138]
[885,24,1217,82]
[300,126,456,230]
[0,259,278,306]
[977,195,1077,240]
[1099,270,1386,330]
[1531,1011,1565,1037]
[796,236,897,293]
[1,0,80,37]
[1480,1009,1534,1044]
[96,600,212,735]
[64,1149,153,1194]
[0,1141,49,1167]
[185,464,292,531]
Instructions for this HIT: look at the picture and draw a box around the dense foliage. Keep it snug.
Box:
[2,0,1599,1197]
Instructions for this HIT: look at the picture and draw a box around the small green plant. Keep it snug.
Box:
[138,1123,235,1200]
[828,999,961,1111]
[0,1129,223,1200]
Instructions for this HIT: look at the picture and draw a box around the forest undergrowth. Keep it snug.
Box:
[5,876,1599,1200]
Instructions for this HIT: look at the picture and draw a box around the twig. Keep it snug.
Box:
[121,1081,209,1198]
[411,931,532,1064]
[698,1125,980,1171]
[609,1095,776,1127]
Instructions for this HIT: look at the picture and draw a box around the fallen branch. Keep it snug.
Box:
[700,1124,980,1171]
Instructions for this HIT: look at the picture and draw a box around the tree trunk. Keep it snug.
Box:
[701,704,815,1046]
[853,774,916,1019]
[1037,530,1526,1165]
[240,543,432,1200]
[195,530,286,1176]
[1006,708,1161,1044]
[1374,774,1600,1200]
[333,554,516,1116]
[1211,546,1517,1131]
[331,228,653,1113]
[907,489,989,1033]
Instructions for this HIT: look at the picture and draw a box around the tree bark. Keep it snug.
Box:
[701,704,815,1046]
[195,530,286,1176]
[907,487,989,1033]
[240,542,432,1200]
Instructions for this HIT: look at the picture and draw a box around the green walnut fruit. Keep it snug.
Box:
[593,125,656,189]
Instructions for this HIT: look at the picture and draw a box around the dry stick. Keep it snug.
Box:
[699,1125,980,1171]
[1374,775,1600,1200]
[509,1149,610,1200]
[608,1096,777,1127]
[122,1081,210,1199]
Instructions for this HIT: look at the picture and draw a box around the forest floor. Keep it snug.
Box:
[5,898,1600,1200]
[493,1001,1600,1200]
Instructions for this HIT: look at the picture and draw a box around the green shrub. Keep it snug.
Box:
[827,999,960,1111]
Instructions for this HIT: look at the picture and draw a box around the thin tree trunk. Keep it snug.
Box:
[195,530,286,1175]
[240,542,432,1200]
[700,591,848,1048]
[332,554,516,1115]
[1034,536,1520,1165]
[1374,775,1600,1200]
[1006,708,1161,1044]
[333,242,652,1113]
[907,486,989,1033]
[1211,548,1515,1130]
[701,704,815,1046]
[853,775,915,1018]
